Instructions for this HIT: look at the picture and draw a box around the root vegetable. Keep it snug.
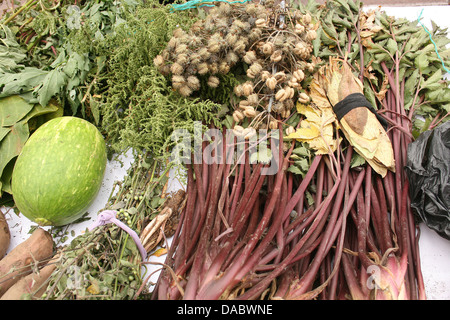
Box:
[1,253,59,300]
[0,228,54,297]
[0,211,10,259]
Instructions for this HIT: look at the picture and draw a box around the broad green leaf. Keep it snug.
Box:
[0,24,20,47]
[249,147,272,165]
[63,56,78,78]
[0,48,27,72]
[34,68,68,107]
[404,69,420,96]
[23,100,63,132]
[0,157,15,194]
[21,100,60,124]
[414,53,429,72]
[323,13,338,41]
[0,95,34,127]
[50,50,66,68]
[292,145,311,157]
[422,69,443,89]
[334,0,352,15]
[0,127,10,142]
[89,96,100,125]
[287,165,305,177]
[386,38,398,56]
[0,67,48,98]
[313,27,322,57]
[441,102,450,113]
[295,158,310,172]
[0,121,29,179]
[425,86,450,102]
[350,153,366,168]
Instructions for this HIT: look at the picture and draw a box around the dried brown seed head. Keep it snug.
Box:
[233,125,245,136]
[286,126,295,136]
[154,55,164,68]
[208,62,219,74]
[208,76,220,88]
[179,85,193,97]
[187,76,200,90]
[303,13,312,25]
[170,62,184,75]
[243,127,256,140]
[233,39,247,54]
[234,85,244,97]
[226,51,239,65]
[266,77,277,90]
[270,50,283,63]
[242,82,254,96]
[293,69,305,82]
[243,50,257,64]
[172,75,185,88]
[269,120,278,129]
[295,23,305,35]
[275,88,287,101]
[177,53,189,65]
[175,43,188,55]
[261,70,271,81]
[198,47,210,59]
[243,106,256,118]
[255,18,267,28]
[274,71,286,83]
[190,20,203,33]
[219,61,230,74]
[198,62,209,75]
[298,92,310,104]
[249,28,263,42]
[280,108,291,118]
[262,42,274,56]
[247,93,259,105]
[239,99,251,109]
[172,28,185,38]
[306,29,317,41]
[271,102,284,113]
[233,110,244,123]
[225,33,238,46]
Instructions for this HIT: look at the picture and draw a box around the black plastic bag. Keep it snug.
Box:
[405,121,450,240]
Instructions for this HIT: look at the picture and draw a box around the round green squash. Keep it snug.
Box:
[11,116,107,226]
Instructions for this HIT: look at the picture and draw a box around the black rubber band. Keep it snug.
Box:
[332,93,388,129]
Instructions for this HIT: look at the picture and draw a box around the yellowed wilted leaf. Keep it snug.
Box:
[340,112,395,177]
[152,247,168,257]
[313,56,395,176]
[359,30,376,38]
[87,281,100,295]
[287,123,320,140]
[309,78,332,111]
[288,103,338,155]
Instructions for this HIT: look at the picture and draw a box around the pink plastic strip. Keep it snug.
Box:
[88,210,147,261]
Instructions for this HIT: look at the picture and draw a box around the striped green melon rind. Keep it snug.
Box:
[11,116,107,226]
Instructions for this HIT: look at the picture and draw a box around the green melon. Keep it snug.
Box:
[11,116,107,226]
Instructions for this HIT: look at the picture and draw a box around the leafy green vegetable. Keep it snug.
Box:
[0,95,61,196]
[305,0,450,134]
[94,3,223,158]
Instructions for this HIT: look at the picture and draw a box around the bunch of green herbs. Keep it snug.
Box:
[1,0,139,118]
[43,154,171,300]
[92,3,225,159]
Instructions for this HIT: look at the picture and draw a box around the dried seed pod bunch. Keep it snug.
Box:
[154,2,318,130]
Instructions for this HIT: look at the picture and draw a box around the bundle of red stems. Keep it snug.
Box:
[152,89,426,299]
